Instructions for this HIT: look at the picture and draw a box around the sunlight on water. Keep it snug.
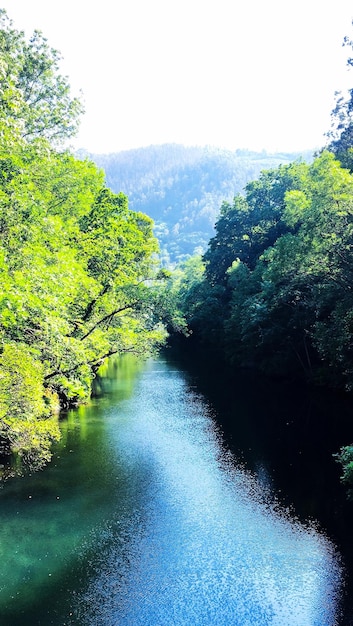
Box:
[0,357,344,625]
[73,359,343,626]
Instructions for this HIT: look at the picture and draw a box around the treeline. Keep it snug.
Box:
[89,145,310,265]
[170,39,353,492]
[174,152,353,386]
[0,11,170,472]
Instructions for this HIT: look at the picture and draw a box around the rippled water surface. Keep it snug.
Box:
[0,357,346,625]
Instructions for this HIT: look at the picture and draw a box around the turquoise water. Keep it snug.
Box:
[0,357,344,625]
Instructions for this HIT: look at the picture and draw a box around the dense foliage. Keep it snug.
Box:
[175,152,353,383]
[89,145,310,265]
[0,13,168,472]
[0,9,82,143]
[169,45,353,492]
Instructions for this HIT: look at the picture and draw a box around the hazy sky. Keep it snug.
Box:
[2,0,353,154]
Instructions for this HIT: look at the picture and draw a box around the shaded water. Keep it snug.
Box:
[0,356,349,625]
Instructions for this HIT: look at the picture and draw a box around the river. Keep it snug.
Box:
[0,354,353,625]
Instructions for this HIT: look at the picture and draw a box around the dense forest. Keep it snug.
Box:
[2,8,353,496]
[0,11,175,473]
[167,33,353,491]
[88,145,310,265]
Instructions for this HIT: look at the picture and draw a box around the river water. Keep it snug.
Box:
[0,354,352,625]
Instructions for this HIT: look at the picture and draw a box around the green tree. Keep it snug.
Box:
[327,24,353,169]
[0,11,171,467]
[0,133,168,464]
[224,152,353,382]
[0,343,60,469]
[186,151,353,385]
[0,9,82,143]
[203,163,307,285]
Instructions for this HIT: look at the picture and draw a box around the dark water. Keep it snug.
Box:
[0,354,352,625]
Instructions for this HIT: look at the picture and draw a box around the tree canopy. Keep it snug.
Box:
[171,139,353,494]
[0,13,169,472]
[176,151,353,382]
[0,9,82,143]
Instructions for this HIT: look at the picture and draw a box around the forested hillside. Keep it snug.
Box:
[88,145,311,265]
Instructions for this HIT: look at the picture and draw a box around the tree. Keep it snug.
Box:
[223,152,353,382]
[183,150,353,387]
[0,11,175,472]
[203,163,307,285]
[327,23,353,170]
[0,343,60,469]
[0,135,168,465]
[0,9,83,143]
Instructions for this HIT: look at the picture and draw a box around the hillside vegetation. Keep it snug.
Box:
[88,145,312,265]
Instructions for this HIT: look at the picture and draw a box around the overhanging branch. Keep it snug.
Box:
[79,301,140,341]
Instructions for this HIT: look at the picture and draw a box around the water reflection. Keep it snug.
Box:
[0,356,145,625]
[0,357,345,625]
[79,360,343,626]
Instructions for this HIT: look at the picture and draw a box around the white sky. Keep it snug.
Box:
[2,0,353,154]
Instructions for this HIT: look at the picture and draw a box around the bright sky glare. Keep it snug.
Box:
[2,0,353,154]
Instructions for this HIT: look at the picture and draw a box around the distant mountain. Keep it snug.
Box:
[83,144,312,266]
